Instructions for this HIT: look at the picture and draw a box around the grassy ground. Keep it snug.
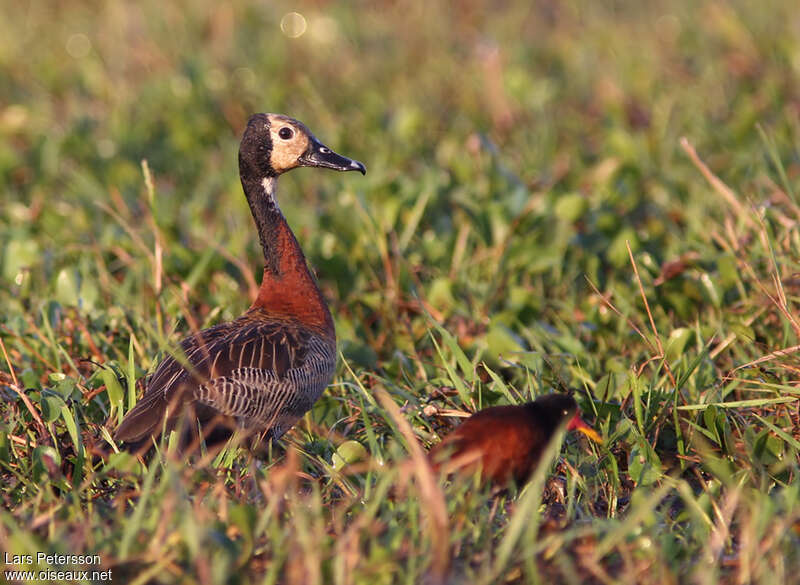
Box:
[2,0,800,583]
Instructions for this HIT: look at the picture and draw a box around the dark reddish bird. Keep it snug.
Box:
[113,113,365,452]
[429,394,602,485]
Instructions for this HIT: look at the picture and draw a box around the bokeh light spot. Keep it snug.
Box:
[170,75,192,98]
[66,33,91,58]
[281,12,307,38]
[97,139,116,159]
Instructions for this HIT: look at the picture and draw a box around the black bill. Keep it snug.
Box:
[298,138,366,174]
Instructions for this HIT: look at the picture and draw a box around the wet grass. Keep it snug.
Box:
[1,1,800,583]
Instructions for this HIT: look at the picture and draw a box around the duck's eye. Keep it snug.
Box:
[278,127,294,140]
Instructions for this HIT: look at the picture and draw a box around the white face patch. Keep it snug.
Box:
[265,114,311,173]
[262,177,279,208]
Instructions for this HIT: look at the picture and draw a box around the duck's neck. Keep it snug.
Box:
[241,173,334,337]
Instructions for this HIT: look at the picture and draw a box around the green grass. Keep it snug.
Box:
[2,0,800,583]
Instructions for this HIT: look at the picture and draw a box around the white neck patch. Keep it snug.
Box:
[261,177,279,209]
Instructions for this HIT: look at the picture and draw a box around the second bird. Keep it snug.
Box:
[114,113,366,452]
[429,394,602,485]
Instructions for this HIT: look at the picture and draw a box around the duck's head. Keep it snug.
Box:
[240,113,366,178]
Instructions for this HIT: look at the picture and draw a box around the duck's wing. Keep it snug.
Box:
[193,324,335,440]
[113,316,334,444]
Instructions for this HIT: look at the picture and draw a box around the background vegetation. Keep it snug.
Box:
[2,0,800,583]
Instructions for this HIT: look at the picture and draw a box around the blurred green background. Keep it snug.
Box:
[1,1,800,584]
[3,1,799,335]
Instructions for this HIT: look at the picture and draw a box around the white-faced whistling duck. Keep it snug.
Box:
[114,113,366,453]
[429,394,602,485]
